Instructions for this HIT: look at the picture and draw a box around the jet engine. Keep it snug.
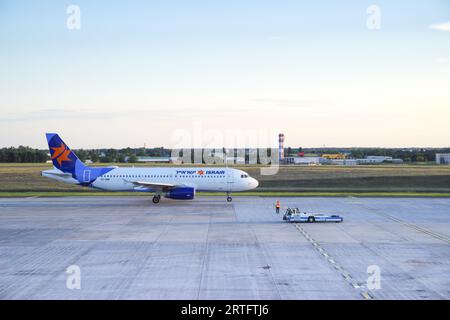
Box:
[165,187,195,200]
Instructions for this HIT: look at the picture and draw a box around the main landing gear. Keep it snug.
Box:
[226,192,232,202]
[152,194,161,204]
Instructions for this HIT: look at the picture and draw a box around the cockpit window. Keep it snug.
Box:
[241,174,249,178]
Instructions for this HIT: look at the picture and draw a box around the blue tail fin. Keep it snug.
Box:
[46,133,84,174]
[46,133,113,185]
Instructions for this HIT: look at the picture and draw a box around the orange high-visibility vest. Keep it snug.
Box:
[276,201,280,208]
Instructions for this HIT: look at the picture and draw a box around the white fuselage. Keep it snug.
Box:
[44,167,259,192]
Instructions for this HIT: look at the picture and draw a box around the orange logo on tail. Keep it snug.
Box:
[51,143,72,166]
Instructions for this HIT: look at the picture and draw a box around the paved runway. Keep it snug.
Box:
[0,196,449,299]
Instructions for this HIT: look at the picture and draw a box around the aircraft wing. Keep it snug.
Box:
[125,180,177,192]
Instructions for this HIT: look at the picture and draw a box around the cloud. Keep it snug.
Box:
[0,104,275,123]
[0,107,218,123]
[429,21,450,31]
[252,98,329,110]
[0,109,136,122]
[435,57,449,64]
[440,66,450,74]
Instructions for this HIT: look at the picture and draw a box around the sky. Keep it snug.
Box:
[0,0,449,149]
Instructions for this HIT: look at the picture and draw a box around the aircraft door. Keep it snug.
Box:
[226,169,234,191]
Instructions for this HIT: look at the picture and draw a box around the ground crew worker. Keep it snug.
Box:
[275,200,281,214]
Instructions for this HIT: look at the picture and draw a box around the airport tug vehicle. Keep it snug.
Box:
[283,208,343,223]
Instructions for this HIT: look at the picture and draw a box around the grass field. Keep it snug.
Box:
[0,163,449,196]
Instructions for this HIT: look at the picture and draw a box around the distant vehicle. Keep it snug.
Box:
[283,208,343,223]
[41,133,259,203]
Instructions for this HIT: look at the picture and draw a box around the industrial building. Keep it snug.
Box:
[357,156,403,164]
[284,156,323,165]
[330,159,359,166]
[283,154,404,166]
[278,133,404,166]
[322,154,347,160]
[228,157,246,164]
[135,156,177,163]
[436,153,450,165]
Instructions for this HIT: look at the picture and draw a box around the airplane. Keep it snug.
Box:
[41,133,259,203]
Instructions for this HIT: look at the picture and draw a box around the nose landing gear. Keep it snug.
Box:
[226,192,232,202]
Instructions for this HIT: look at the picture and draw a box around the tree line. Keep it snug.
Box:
[0,146,48,163]
[0,146,170,163]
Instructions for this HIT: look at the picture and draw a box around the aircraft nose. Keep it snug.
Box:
[251,178,259,189]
